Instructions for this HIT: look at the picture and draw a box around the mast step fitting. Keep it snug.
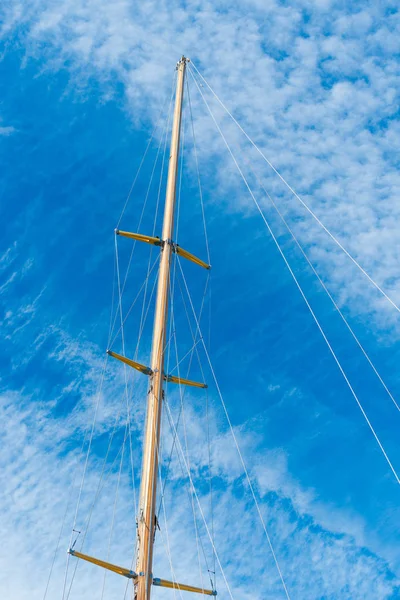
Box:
[153,577,216,595]
[164,374,207,388]
[115,229,162,246]
[68,549,137,580]
[107,350,152,375]
[173,244,211,270]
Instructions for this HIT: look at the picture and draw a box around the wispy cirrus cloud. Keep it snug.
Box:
[2,0,399,329]
[0,247,397,598]
[0,124,15,135]
[1,2,400,599]
[1,372,399,600]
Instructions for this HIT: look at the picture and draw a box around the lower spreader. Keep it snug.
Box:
[68,549,217,596]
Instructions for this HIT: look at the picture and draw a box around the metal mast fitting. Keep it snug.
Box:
[135,55,188,600]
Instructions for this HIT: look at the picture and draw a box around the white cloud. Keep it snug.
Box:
[0,370,399,599]
[1,2,400,597]
[4,0,395,330]
[0,242,17,271]
[0,125,15,135]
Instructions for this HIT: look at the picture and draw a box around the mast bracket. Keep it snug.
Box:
[68,549,138,580]
[115,229,210,269]
[153,576,216,595]
[115,229,162,247]
[164,374,207,388]
[107,350,152,375]
[172,242,211,270]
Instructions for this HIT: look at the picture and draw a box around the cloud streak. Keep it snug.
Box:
[1,2,400,598]
[1,371,399,599]
[2,0,398,328]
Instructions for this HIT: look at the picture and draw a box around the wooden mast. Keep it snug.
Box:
[67,55,214,597]
[135,56,187,600]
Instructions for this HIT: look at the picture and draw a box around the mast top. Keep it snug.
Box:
[177,55,190,69]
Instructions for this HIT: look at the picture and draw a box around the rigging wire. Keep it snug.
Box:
[116,110,174,592]
[109,255,160,349]
[116,76,174,348]
[169,281,208,592]
[155,527,181,600]
[60,224,139,598]
[80,422,132,530]
[158,254,180,508]
[246,159,400,415]
[100,417,129,600]
[105,89,178,584]
[127,94,172,359]
[117,68,177,442]
[168,338,202,374]
[177,80,216,582]
[119,80,179,544]
[42,434,88,600]
[154,88,215,588]
[186,74,211,266]
[188,62,400,315]
[175,82,187,243]
[102,230,144,599]
[109,73,176,344]
[118,84,183,597]
[189,70,400,487]
[114,231,139,517]
[173,267,217,590]
[158,217,181,505]
[105,246,161,559]
[163,399,235,600]
[65,230,156,596]
[65,409,134,600]
[46,339,114,599]
[107,248,118,349]
[155,406,185,600]
[117,79,171,363]
[116,71,176,229]
[134,319,183,600]
[157,272,210,508]
[163,393,213,591]
[113,202,170,592]
[62,353,110,600]
[115,101,171,437]
[174,271,219,589]
[60,81,177,600]
[160,198,216,587]
[178,257,294,598]
[156,82,212,505]
[158,85,212,495]
[205,386,216,590]
[164,396,215,592]
[134,261,161,355]
[167,100,204,578]
[109,108,171,344]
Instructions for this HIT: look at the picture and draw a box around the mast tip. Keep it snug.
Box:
[177,56,190,68]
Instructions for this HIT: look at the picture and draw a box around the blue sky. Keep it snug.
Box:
[1,1,400,599]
